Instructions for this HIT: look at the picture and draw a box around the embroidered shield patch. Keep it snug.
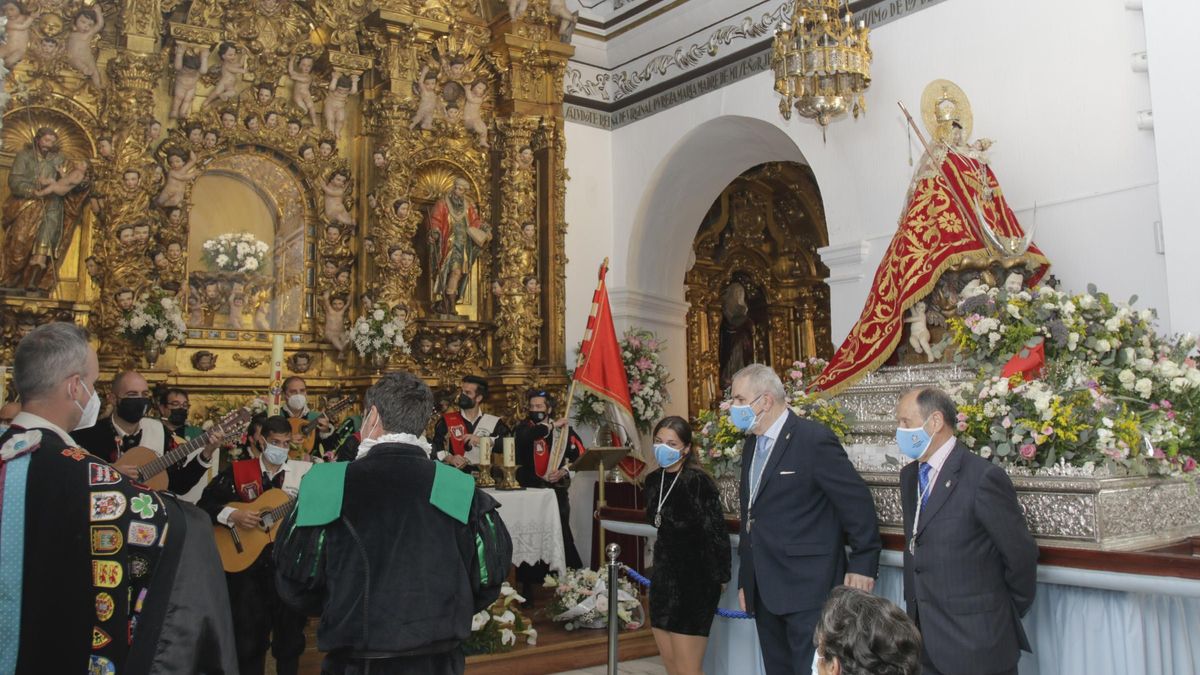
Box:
[95,592,115,622]
[89,463,121,486]
[89,526,123,555]
[92,627,112,649]
[89,492,126,522]
[129,555,149,579]
[128,521,157,547]
[92,560,123,589]
[89,655,116,675]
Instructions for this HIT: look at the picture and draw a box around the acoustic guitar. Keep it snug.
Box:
[288,396,355,458]
[119,408,252,492]
[213,489,297,573]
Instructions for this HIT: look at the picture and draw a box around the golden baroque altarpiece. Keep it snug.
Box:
[0,0,575,413]
[685,162,833,416]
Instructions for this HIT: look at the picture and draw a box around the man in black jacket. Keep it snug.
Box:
[732,364,881,675]
[73,370,217,495]
[275,371,511,675]
[898,387,1038,675]
[1,322,237,674]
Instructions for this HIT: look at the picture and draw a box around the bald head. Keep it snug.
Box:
[111,371,150,399]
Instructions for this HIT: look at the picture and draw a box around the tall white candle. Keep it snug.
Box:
[268,334,285,416]
[503,437,516,467]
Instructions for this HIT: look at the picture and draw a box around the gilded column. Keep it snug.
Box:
[494,117,542,368]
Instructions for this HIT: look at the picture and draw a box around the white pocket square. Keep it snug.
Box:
[779,470,795,475]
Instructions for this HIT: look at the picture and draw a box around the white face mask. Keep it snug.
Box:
[287,393,307,412]
[262,443,289,466]
[74,379,101,430]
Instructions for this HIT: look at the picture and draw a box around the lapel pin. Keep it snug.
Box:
[945,480,952,488]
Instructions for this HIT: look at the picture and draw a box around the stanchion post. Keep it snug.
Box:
[606,542,622,675]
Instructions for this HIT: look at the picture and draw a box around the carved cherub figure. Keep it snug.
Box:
[289,53,320,126]
[35,160,88,197]
[507,0,529,21]
[323,72,359,138]
[322,170,354,226]
[905,301,935,363]
[322,290,349,357]
[66,5,104,88]
[170,45,210,119]
[517,145,534,169]
[203,42,247,108]
[0,2,35,68]
[548,0,579,42]
[463,80,490,148]
[155,149,200,208]
[410,66,442,131]
[440,54,468,82]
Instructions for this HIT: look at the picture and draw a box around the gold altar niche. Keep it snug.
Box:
[0,0,576,416]
[685,161,833,416]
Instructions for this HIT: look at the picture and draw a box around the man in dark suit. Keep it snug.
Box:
[897,386,1038,675]
[732,364,881,674]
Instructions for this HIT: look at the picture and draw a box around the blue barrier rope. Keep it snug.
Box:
[619,564,754,620]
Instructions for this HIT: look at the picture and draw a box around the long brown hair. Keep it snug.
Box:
[653,415,703,470]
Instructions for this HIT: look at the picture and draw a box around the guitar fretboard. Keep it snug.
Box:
[137,431,211,482]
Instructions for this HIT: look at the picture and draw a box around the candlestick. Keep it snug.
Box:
[503,437,516,467]
[268,334,284,416]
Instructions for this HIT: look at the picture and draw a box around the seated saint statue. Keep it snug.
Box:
[812,80,1050,395]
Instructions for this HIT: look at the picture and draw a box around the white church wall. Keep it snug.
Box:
[563,0,1177,416]
[1143,0,1200,337]
[563,121,615,362]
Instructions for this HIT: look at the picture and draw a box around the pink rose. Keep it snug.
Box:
[1001,416,1012,429]
[957,412,968,421]
[1183,457,1197,473]
[1019,443,1037,460]
[1041,426,1053,437]
[956,421,968,432]
[789,370,803,380]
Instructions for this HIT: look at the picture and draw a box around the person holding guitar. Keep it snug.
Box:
[281,375,349,460]
[73,370,219,496]
[199,415,309,675]
[432,374,510,469]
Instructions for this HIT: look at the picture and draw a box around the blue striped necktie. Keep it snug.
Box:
[918,462,933,510]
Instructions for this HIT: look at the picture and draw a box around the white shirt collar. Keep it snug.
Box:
[11,411,76,446]
[759,407,789,443]
[259,456,286,479]
[922,435,957,475]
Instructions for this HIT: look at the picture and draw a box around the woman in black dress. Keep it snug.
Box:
[644,416,732,675]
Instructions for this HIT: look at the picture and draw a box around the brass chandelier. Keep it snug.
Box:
[771,0,872,137]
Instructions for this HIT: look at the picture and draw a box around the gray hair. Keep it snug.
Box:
[364,370,434,437]
[907,386,958,427]
[813,586,921,675]
[732,363,786,403]
[13,322,90,402]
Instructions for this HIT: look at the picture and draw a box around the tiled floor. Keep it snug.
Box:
[549,656,668,675]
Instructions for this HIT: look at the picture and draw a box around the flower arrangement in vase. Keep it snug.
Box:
[947,281,1199,475]
[118,289,188,366]
[201,233,269,274]
[351,308,410,365]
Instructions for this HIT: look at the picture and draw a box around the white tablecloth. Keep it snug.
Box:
[485,487,567,574]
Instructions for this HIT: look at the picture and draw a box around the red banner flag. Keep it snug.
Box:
[573,260,646,478]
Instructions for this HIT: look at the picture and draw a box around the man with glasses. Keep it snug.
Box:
[159,386,202,445]
[432,374,509,468]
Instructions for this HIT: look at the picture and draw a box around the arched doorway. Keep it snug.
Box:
[685,161,832,415]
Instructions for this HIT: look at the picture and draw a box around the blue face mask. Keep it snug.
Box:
[728,394,764,432]
[654,443,683,469]
[895,417,933,460]
[263,443,289,466]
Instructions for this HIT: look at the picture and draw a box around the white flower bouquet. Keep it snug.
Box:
[464,583,537,655]
[201,233,269,273]
[119,290,188,347]
[351,308,411,359]
[544,570,643,631]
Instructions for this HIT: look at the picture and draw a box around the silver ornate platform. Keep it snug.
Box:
[837,364,1200,551]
